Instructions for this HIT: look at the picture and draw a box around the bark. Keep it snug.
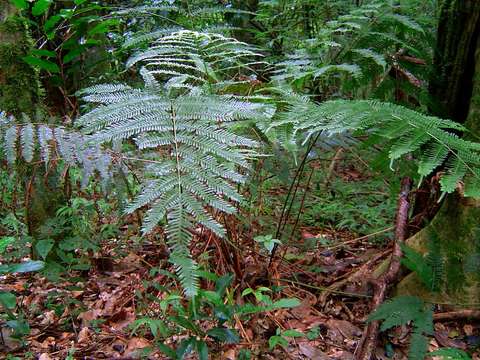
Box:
[397,0,480,304]
[356,178,412,360]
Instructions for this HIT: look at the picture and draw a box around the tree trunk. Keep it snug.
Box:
[0,0,39,116]
[397,0,480,305]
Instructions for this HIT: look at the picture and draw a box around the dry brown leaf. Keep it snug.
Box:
[464,324,474,336]
[125,337,151,356]
[0,326,22,351]
[78,327,90,344]
[299,343,330,359]
[326,319,362,339]
[38,354,53,360]
[109,308,136,331]
[78,309,102,327]
[40,310,57,326]
[434,331,467,350]
[223,348,236,360]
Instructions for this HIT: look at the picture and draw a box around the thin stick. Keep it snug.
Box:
[355,177,412,360]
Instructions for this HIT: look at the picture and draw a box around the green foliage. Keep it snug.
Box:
[9,0,118,110]
[77,30,272,296]
[254,234,281,253]
[0,112,115,187]
[268,328,304,350]
[369,296,433,360]
[269,98,480,197]
[429,348,472,360]
[270,1,430,102]
[401,234,445,292]
[133,272,299,359]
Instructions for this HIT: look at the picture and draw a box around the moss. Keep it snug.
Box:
[0,4,40,115]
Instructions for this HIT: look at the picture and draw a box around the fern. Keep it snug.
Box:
[77,31,273,296]
[271,1,429,100]
[269,97,480,196]
[0,114,116,187]
[125,30,264,94]
[368,296,433,360]
[400,241,445,293]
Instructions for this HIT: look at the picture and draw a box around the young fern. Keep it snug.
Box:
[369,296,434,360]
[269,97,480,197]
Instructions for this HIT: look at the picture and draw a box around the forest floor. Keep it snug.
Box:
[1,149,479,359]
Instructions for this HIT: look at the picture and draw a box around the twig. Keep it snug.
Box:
[433,310,480,321]
[355,177,412,360]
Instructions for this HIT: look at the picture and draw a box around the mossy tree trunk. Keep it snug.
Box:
[397,0,480,305]
[0,0,39,116]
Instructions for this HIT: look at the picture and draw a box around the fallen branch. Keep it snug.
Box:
[355,177,412,360]
[433,309,480,321]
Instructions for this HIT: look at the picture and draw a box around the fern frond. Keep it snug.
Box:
[78,77,272,296]
[125,30,263,92]
[271,98,480,196]
[369,296,433,360]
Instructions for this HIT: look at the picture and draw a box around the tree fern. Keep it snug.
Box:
[78,83,270,296]
[269,97,480,196]
[76,29,273,296]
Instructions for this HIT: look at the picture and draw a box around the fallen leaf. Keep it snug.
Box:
[464,324,474,336]
[0,326,22,351]
[299,343,330,359]
[40,310,57,326]
[78,327,90,344]
[223,348,236,360]
[326,319,362,339]
[125,337,151,358]
[38,354,52,360]
[434,331,467,349]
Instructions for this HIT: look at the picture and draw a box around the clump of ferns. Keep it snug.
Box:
[271,1,430,101]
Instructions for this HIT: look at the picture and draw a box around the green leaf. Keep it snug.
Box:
[207,327,239,344]
[35,239,55,260]
[6,319,30,336]
[156,342,177,359]
[0,292,17,310]
[10,0,28,9]
[32,0,52,16]
[272,298,301,308]
[176,337,196,359]
[196,340,208,360]
[74,0,88,4]
[44,14,62,36]
[30,49,56,58]
[23,56,60,73]
[0,236,15,253]
[429,348,472,360]
[87,19,119,36]
[63,48,86,64]
[268,335,288,349]
[283,329,303,337]
[215,273,233,296]
[169,316,199,333]
[0,260,45,274]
